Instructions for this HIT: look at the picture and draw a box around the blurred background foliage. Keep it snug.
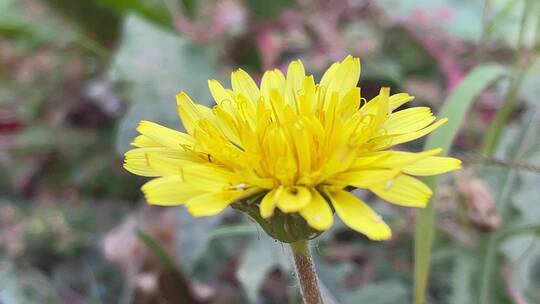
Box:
[1,0,539,303]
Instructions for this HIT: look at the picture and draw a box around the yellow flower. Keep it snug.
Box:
[124,56,461,241]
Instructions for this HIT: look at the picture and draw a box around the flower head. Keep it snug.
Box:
[124,56,461,241]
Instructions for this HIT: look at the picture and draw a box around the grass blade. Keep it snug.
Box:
[413,64,507,304]
[478,108,540,304]
[135,228,196,303]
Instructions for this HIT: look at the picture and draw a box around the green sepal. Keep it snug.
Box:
[232,196,323,243]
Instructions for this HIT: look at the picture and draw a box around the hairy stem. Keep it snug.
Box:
[290,240,323,304]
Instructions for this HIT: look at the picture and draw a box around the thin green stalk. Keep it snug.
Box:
[74,33,111,60]
[412,64,506,304]
[498,224,540,241]
[481,0,532,155]
[477,0,492,59]
[478,3,540,298]
[290,240,323,304]
[135,228,196,303]
[478,169,518,304]
[516,0,531,55]
[478,108,540,304]
[480,70,526,155]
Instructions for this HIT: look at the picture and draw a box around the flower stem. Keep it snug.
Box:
[290,240,323,304]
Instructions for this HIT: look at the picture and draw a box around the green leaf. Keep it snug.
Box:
[237,234,293,302]
[208,224,258,240]
[180,0,198,19]
[41,0,121,45]
[246,0,294,18]
[500,236,540,303]
[487,0,540,49]
[0,260,61,304]
[341,280,408,304]
[136,228,180,274]
[96,0,173,29]
[413,63,507,304]
[111,15,216,153]
[451,248,475,304]
[136,228,196,302]
[0,0,61,44]
[175,208,222,274]
[377,0,484,41]
[483,108,540,303]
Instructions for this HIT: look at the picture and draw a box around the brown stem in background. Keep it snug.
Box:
[290,240,323,304]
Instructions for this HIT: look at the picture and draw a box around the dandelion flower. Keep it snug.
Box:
[124,56,461,241]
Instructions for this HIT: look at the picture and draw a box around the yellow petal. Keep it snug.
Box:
[176,92,209,135]
[186,191,239,216]
[320,62,340,89]
[275,185,312,213]
[260,189,277,218]
[124,147,192,177]
[299,189,333,231]
[323,188,391,240]
[186,188,262,216]
[285,59,306,105]
[369,174,432,207]
[350,152,392,169]
[326,55,360,100]
[142,176,201,206]
[384,107,436,134]
[290,119,312,175]
[136,120,194,149]
[402,156,462,176]
[208,79,235,106]
[338,87,361,118]
[131,135,160,148]
[182,163,238,191]
[231,68,260,102]
[389,93,414,111]
[361,87,390,140]
[146,153,187,176]
[361,92,413,114]
[261,69,286,101]
[331,169,399,188]
[123,159,159,177]
[366,148,443,169]
[372,118,448,150]
[212,105,242,145]
[297,76,316,115]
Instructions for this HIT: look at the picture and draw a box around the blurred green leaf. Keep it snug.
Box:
[0,261,61,304]
[0,0,31,35]
[209,224,258,240]
[96,0,173,29]
[111,15,216,153]
[136,228,179,274]
[487,0,540,49]
[42,0,121,45]
[451,248,475,304]
[179,0,198,19]
[378,0,484,41]
[495,108,540,303]
[341,280,408,304]
[478,108,540,304]
[414,63,507,304]
[246,0,293,18]
[237,234,292,302]
[519,61,540,106]
[136,228,196,302]
[0,0,58,43]
[175,208,222,274]
[378,0,540,47]
[315,252,355,304]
